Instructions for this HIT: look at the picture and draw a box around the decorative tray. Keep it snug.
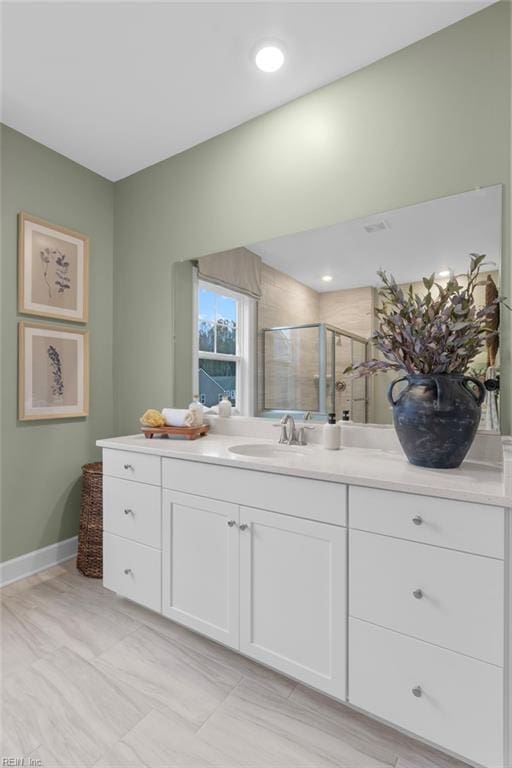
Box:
[141,424,210,440]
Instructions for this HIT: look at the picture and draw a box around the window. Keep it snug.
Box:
[194,278,254,415]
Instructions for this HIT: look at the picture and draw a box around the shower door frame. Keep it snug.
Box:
[261,322,368,421]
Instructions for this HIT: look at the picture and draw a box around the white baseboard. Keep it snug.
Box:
[0,536,78,587]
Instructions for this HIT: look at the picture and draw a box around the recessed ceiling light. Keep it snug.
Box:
[322,275,333,282]
[255,45,285,73]
[438,269,451,278]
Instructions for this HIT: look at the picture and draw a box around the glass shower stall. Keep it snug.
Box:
[261,322,369,422]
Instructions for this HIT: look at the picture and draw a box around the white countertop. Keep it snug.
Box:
[97,432,510,507]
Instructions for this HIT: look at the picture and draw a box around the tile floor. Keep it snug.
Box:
[1,560,470,768]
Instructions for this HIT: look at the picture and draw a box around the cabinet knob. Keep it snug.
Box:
[239,524,249,531]
[124,508,134,516]
[412,686,422,698]
[413,589,424,600]
[412,516,423,526]
[123,568,132,575]
[227,520,236,527]
[123,463,134,470]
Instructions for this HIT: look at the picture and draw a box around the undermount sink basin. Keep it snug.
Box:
[229,443,307,459]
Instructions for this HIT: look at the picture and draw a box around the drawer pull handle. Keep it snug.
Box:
[227,520,236,527]
[124,568,132,575]
[412,686,422,698]
[123,463,134,470]
[413,589,424,600]
[239,524,249,531]
[412,516,423,526]
[124,508,134,516]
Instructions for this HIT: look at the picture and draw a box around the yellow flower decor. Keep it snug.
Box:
[140,409,166,427]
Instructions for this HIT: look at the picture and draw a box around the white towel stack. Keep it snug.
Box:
[162,408,195,428]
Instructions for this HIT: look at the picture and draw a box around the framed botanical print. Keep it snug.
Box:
[19,321,89,420]
[18,212,89,323]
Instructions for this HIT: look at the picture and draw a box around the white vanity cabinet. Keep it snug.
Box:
[100,442,510,768]
[349,486,507,768]
[239,505,346,698]
[102,449,162,612]
[162,490,240,647]
[160,457,348,700]
[159,485,347,698]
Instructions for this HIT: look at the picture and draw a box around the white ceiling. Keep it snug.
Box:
[2,1,494,181]
[249,185,502,291]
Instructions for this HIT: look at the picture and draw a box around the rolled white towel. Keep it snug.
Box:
[162,408,194,427]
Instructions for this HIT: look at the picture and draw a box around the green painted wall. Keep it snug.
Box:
[1,125,114,562]
[114,3,511,436]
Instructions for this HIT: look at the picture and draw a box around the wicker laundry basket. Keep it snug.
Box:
[77,461,103,578]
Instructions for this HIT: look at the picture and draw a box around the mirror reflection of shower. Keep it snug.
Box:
[262,323,368,421]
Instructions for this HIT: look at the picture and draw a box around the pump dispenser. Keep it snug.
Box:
[323,412,341,450]
[188,395,203,427]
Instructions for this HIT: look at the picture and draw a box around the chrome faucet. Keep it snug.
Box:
[274,414,299,445]
[274,417,289,444]
[297,422,315,446]
[274,413,315,445]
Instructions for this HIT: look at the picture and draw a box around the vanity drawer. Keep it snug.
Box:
[349,618,503,768]
[349,486,504,558]
[103,533,161,612]
[103,448,161,486]
[103,477,161,549]
[162,458,346,526]
[350,530,503,665]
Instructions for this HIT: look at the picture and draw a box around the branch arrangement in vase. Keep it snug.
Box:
[344,255,508,470]
[345,254,506,378]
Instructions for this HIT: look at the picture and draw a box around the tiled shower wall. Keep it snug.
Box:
[258,264,320,412]
[320,287,374,420]
[319,287,374,338]
[258,264,374,416]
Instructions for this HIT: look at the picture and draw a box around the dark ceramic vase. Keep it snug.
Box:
[387,373,486,469]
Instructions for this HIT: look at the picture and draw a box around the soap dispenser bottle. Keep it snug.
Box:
[218,394,232,418]
[189,395,203,427]
[323,413,341,450]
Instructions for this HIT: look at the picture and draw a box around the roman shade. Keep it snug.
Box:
[197,247,262,299]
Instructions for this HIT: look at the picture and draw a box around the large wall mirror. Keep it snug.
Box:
[172,184,502,431]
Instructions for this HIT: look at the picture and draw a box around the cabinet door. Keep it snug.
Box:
[162,490,239,648]
[239,506,346,699]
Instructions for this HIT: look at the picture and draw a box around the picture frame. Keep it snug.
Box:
[18,211,89,323]
[19,321,89,421]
